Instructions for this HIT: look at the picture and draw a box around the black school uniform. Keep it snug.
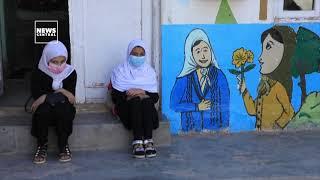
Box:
[111,88,159,140]
[31,69,77,150]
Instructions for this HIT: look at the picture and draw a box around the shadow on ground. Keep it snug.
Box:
[1,131,320,180]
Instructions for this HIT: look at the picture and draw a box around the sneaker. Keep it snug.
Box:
[59,145,72,162]
[144,139,157,158]
[33,144,48,164]
[132,140,145,159]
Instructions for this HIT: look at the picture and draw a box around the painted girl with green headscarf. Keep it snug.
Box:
[239,26,295,130]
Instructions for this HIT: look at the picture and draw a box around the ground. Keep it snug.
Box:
[1,131,320,180]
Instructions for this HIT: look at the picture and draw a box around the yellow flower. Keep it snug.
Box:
[232,48,247,68]
[246,50,254,63]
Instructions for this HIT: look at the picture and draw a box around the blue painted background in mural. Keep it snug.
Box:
[162,23,320,134]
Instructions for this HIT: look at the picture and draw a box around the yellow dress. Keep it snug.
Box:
[242,81,294,129]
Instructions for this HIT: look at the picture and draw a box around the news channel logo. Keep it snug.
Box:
[34,20,58,44]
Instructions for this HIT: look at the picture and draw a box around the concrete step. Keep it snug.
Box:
[0,104,171,154]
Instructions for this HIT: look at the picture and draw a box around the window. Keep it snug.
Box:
[276,0,320,18]
[284,0,314,11]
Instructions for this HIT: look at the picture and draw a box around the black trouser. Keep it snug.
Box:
[127,97,155,140]
[31,102,75,151]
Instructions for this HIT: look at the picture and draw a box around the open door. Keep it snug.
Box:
[0,0,70,106]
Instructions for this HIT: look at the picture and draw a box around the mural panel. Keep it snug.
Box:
[162,23,320,134]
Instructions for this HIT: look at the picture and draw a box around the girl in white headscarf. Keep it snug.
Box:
[111,39,159,158]
[170,29,230,132]
[31,40,77,164]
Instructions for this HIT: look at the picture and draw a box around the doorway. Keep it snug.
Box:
[0,0,70,107]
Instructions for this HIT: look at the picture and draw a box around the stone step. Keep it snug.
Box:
[0,104,171,154]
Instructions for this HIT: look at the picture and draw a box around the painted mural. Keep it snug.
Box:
[215,0,237,24]
[170,29,230,132]
[229,47,255,95]
[291,27,320,104]
[288,92,320,129]
[162,23,320,134]
[288,26,320,129]
[238,26,296,130]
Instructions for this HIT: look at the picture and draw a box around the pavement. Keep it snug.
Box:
[0,130,320,180]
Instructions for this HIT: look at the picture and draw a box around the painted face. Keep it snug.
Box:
[259,34,284,74]
[192,41,212,68]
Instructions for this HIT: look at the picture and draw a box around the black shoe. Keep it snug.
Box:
[132,140,145,159]
[33,144,48,164]
[144,139,156,158]
[59,145,72,162]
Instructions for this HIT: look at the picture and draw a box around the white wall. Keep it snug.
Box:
[161,0,264,24]
[161,0,221,24]
[69,0,156,103]
[84,0,142,103]
[161,0,320,24]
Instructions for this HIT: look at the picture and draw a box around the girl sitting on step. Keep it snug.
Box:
[110,39,159,158]
[31,40,77,164]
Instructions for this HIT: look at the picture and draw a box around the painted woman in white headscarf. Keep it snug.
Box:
[30,40,77,164]
[110,39,159,158]
[170,29,230,132]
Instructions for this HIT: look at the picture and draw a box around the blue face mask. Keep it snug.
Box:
[129,55,145,68]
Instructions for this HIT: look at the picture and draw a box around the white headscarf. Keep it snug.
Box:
[38,40,75,90]
[178,29,219,78]
[111,39,158,93]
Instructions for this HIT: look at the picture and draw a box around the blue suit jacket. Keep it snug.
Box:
[170,66,230,132]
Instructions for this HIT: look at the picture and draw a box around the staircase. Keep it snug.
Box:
[0,104,171,154]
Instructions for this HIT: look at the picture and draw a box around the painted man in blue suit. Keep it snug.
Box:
[170,29,230,132]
